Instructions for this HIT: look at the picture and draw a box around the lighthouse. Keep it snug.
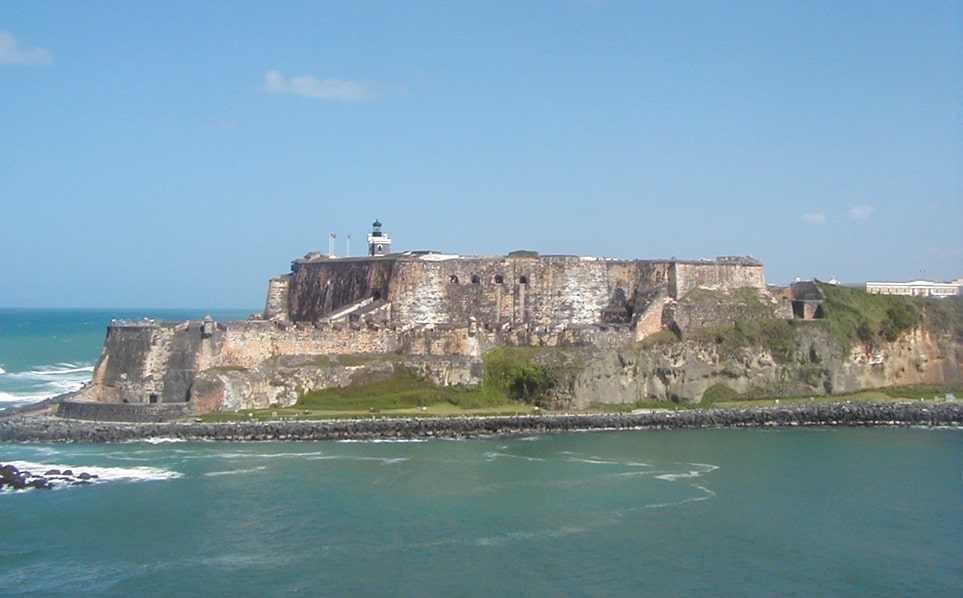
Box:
[367,220,392,256]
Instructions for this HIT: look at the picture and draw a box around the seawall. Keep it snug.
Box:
[2,402,960,443]
[57,401,195,423]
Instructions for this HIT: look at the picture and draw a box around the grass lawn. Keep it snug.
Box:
[197,386,960,422]
[199,401,540,422]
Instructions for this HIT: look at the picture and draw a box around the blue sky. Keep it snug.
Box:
[1,1,960,308]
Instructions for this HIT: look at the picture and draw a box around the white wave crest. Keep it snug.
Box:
[654,463,719,481]
[0,390,49,403]
[557,453,653,470]
[473,525,587,547]
[483,451,546,463]
[0,362,94,406]
[337,437,431,444]
[215,450,329,459]
[140,437,188,444]
[203,466,268,477]
[655,471,704,481]
[35,363,95,376]
[304,455,410,465]
[643,484,718,509]
[4,460,182,489]
[6,363,94,379]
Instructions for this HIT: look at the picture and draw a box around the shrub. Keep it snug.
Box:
[883,303,920,341]
[639,329,680,348]
[740,318,797,359]
[483,346,565,405]
[701,383,738,404]
[686,318,796,361]
[920,297,963,342]
[818,282,922,348]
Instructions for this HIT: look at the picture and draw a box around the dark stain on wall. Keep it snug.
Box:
[288,258,398,322]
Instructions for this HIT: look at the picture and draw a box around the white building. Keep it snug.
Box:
[865,280,960,298]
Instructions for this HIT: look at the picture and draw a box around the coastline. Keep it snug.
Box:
[1,401,961,443]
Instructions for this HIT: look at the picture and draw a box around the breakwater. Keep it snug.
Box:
[1,401,960,443]
[1,463,98,491]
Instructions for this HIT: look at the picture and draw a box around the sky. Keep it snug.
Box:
[1,1,960,309]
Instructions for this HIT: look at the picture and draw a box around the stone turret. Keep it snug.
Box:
[263,275,291,320]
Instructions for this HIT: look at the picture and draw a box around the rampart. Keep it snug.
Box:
[285,256,397,322]
[276,253,765,330]
[68,316,635,411]
[63,252,768,417]
[88,320,208,405]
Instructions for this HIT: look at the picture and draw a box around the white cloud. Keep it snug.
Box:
[801,212,826,225]
[848,204,874,220]
[0,30,51,66]
[264,70,375,102]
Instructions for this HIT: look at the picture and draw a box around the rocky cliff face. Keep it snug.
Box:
[63,283,960,418]
[188,355,483,413]
[558,324,961,409]
[70,318,961,416]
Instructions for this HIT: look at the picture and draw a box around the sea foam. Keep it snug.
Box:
[0,363,93,405]
[5,460,182,489]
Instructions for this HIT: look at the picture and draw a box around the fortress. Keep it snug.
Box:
[265,221,765,333]
[62,222,770,419]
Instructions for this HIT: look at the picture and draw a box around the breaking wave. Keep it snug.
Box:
[2,460,182,492]
[203,466,269,478]
[0,363,94,407]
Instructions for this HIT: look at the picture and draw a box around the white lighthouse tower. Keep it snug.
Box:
[367,219,392,256]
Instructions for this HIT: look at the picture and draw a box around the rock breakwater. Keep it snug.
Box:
[1,402,961,443]
[0,463,98,491]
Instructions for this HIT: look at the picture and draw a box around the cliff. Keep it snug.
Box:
[54,250,962,420]
[562,323,961,409]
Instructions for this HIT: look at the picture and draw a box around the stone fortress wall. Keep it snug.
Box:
[65,251,767,417]
[271,252,765,330]
[72,310,647,409]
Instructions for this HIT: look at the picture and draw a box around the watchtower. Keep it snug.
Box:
[367,219,392,256]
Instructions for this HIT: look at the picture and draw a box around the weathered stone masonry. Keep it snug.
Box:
[64,253,768,417]
[273,253,765,330]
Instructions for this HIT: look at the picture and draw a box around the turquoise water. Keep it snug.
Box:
[1,310,961,596]
[0,308,251,408]
[1,430,960,596]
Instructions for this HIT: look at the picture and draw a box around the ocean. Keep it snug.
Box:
[1,309,961,596]
[0,308,252,410]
